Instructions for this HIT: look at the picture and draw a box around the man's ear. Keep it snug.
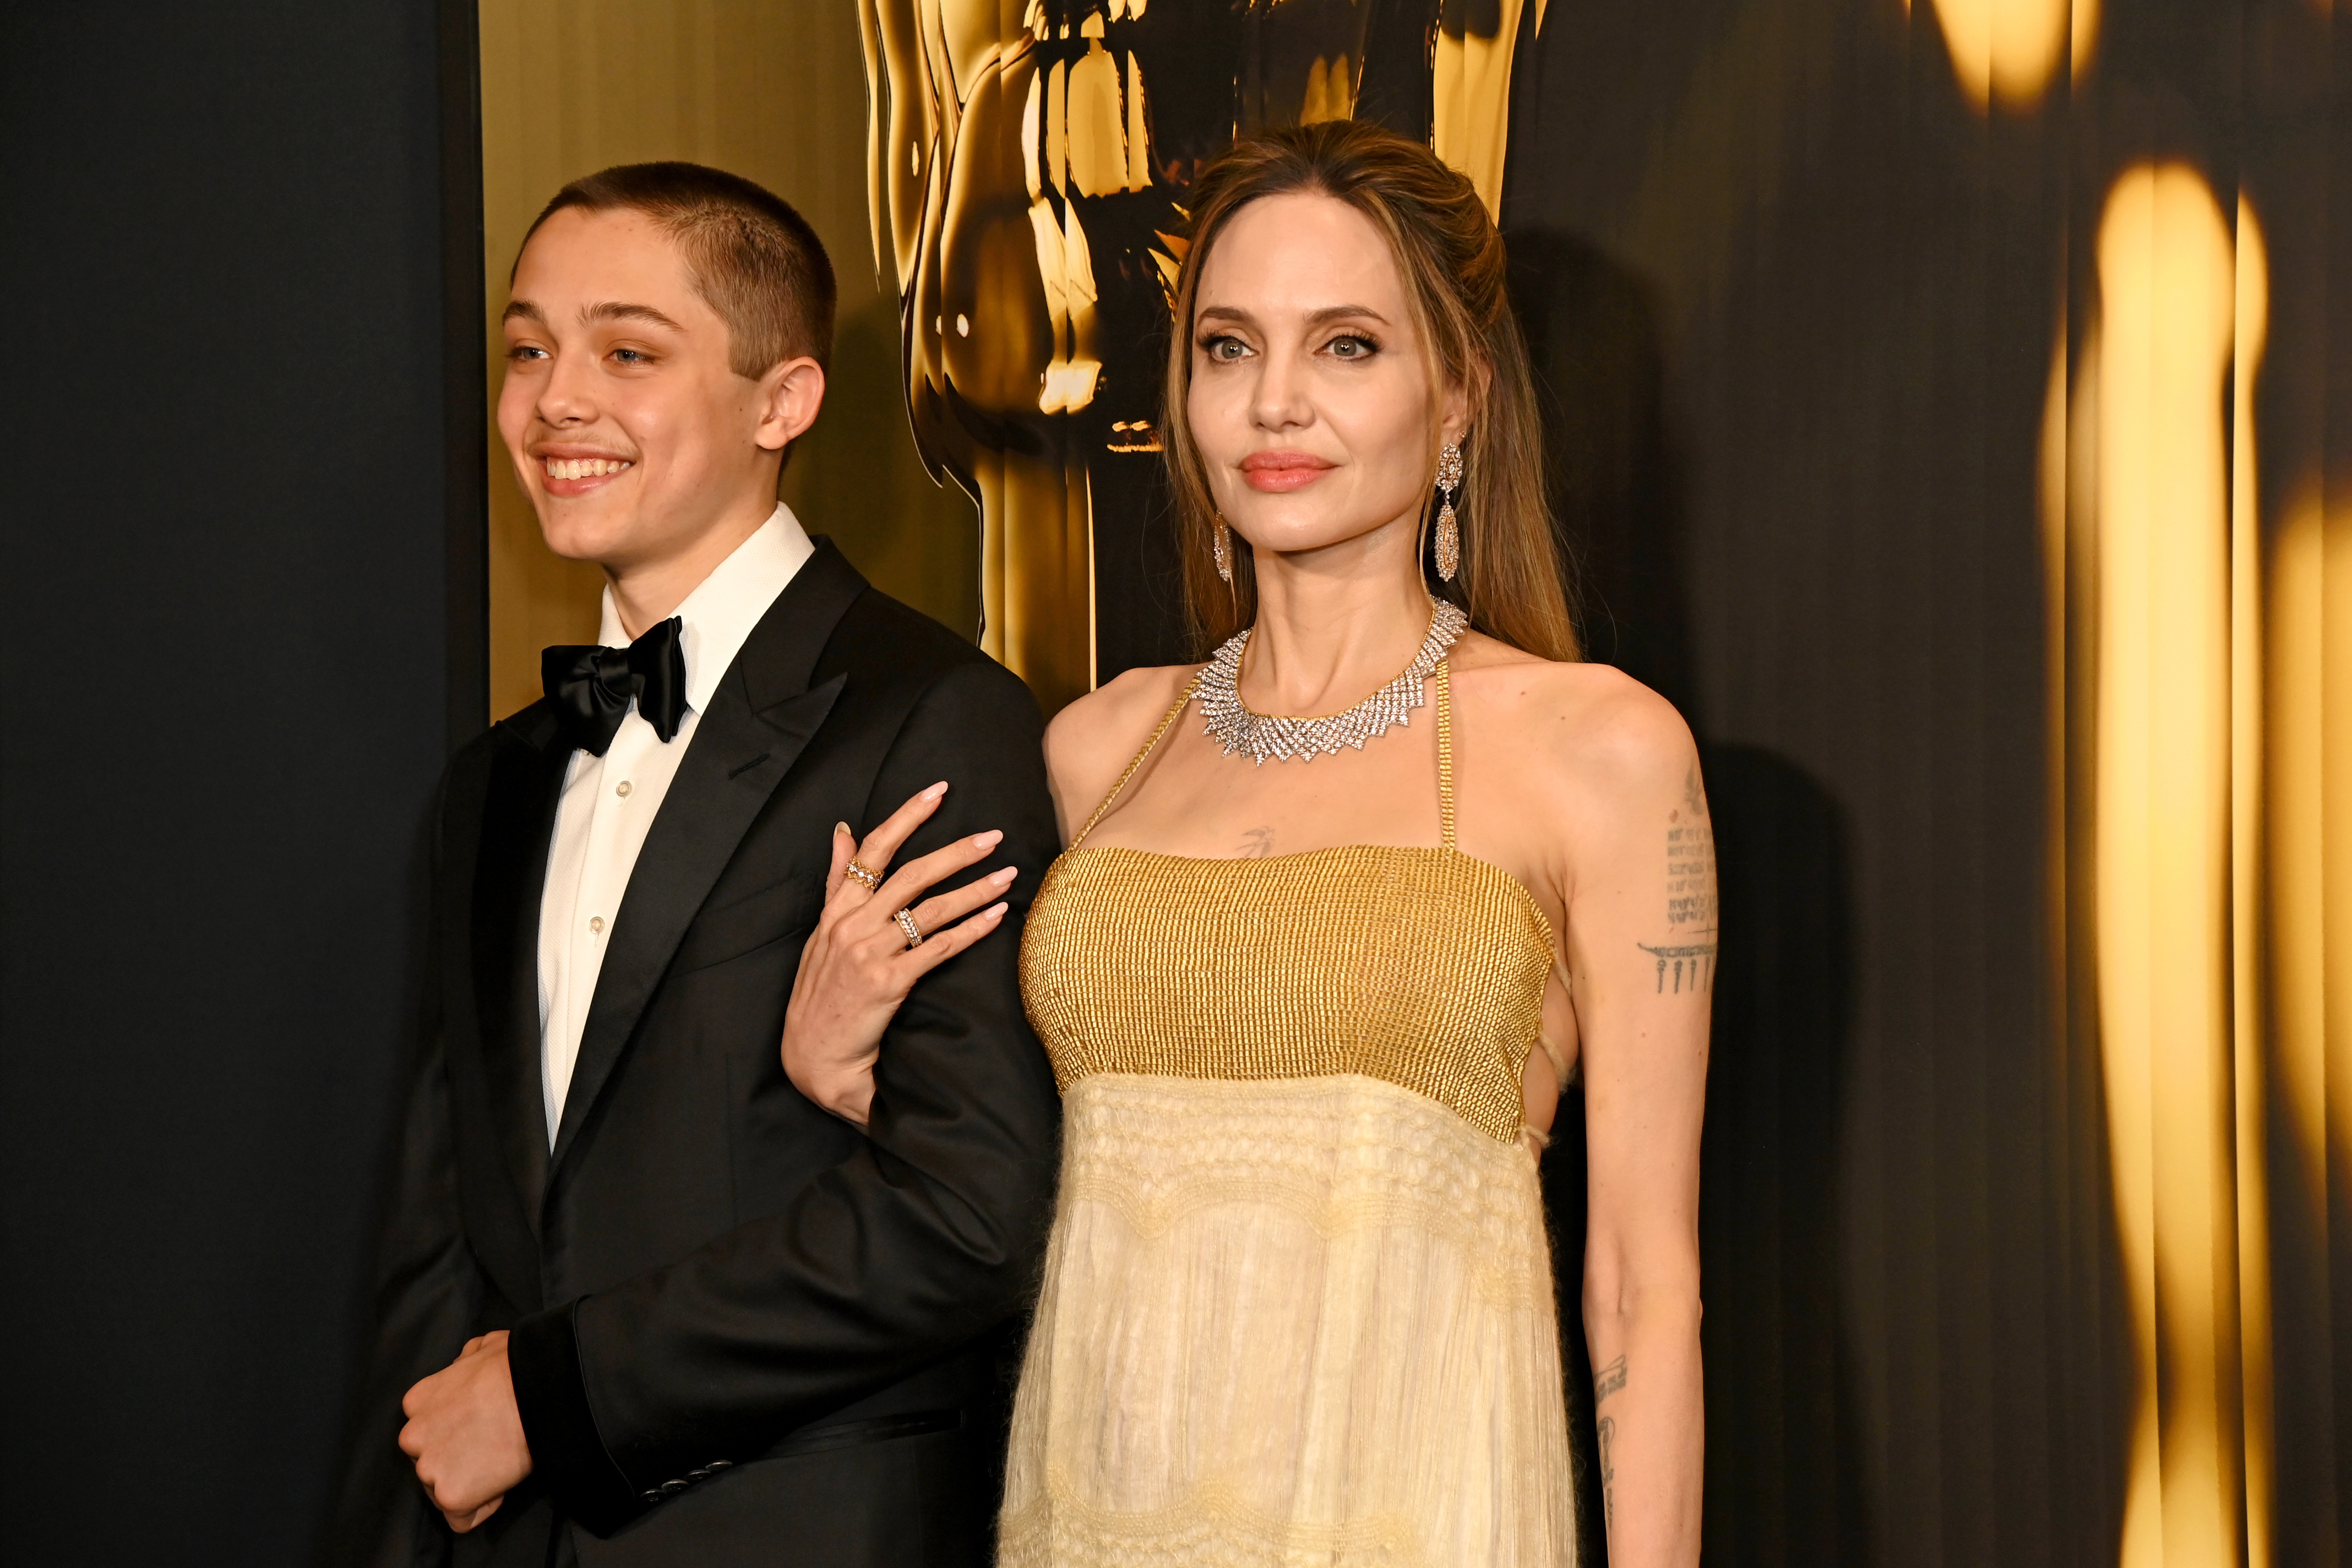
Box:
[755,356,826,452]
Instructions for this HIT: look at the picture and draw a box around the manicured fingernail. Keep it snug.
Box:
[975,829,1004,849]
[986,902,1008,918]
[836,821,850,836]
[993,866,1018,884]
[924,781,949,800]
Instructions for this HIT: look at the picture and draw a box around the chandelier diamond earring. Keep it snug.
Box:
[1212,513,1234,584]
[1434,440,1464,583]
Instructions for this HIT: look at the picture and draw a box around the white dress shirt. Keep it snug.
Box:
[537,504,815,1142]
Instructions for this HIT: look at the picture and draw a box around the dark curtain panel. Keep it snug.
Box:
[0,2,471,1563]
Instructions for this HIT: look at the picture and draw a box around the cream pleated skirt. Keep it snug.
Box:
[998,1072,1579,1568]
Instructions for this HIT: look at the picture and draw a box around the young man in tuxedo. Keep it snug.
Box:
[330,163,1061,1566]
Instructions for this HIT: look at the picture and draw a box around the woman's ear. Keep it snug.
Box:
[1437,360,1487,448]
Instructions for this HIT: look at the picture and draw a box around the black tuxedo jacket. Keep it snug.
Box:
[330,543,1063,1567]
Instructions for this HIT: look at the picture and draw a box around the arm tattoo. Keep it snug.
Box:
[1594,1356,1625,1535]
[1598,1415,1617,1536]
[1666,766,1716,929]
[1639,940,1717,994]
[1644,764,1718,993]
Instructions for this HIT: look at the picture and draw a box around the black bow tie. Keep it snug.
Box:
[542,617,689,757]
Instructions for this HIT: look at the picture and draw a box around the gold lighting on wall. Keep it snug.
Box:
[1918,0,2099,111]
[2094,160,2240,1568]
[1433,0,1537,220]
[2262,432,2352,1568]
[2057,161,2279,1568]
[1301,54,1356,125]
[2228,198,2274,1568]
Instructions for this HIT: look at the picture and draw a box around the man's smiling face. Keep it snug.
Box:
[497,206,778,575]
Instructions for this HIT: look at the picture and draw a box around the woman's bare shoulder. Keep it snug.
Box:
[1452,635,1697,800]
[1043,662,1201,808]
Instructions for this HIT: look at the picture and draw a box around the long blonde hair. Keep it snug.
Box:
[1161,121,1578,662]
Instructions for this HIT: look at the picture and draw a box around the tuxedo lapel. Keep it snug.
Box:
[546,541,868,1180]
[470,703,569,1224]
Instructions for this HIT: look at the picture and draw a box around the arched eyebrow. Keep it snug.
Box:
[1193,303,1392,329]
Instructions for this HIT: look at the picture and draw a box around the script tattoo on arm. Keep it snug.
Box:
[1595,1354,1626,1537]
[1639,765,1718,993]
[1598,1415,1616,1536]
[1665,766,1716,928]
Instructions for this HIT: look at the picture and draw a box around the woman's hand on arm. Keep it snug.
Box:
[1554,676,1711,1568]
[780,782,1018,1125]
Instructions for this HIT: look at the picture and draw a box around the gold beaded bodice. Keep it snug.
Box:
[1019,662,1555,1145]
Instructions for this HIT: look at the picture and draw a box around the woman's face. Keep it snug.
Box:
[1186,191,1465,564]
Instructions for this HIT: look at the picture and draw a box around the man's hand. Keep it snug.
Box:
[399,1330,533,1533]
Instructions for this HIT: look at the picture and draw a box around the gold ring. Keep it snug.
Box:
[894,908,923,948]
[843,858,881,892]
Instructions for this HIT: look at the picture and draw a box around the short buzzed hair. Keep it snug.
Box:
[517,161,837,378]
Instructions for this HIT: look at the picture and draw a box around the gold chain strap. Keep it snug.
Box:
[1434,660,1456,851]
[1068,675,1202,851]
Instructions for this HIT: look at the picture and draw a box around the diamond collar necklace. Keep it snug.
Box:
[1198,599,1470,764]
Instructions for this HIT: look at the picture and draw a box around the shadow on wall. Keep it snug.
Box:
[1698,744,1869,1568]
[1506,227,1697,721]
[1513,225,1871,1566]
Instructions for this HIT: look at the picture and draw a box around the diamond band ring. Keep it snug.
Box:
[894,908,923,949]
[844,858,882,892]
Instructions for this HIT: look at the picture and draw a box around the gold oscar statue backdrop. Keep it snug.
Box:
[479,0,978,722]
[860,0,1532,713]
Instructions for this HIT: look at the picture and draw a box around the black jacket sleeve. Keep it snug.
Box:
[507,656,1064,1535]
[323,777,486,1568]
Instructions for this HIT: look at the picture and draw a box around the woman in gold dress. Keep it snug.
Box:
[788,121,1708,1568]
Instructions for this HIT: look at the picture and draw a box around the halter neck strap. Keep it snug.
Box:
[1067,675,1200,851]
[1434,659,1457,851]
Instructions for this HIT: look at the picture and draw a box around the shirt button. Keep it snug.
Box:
[616,780,633,797]
[589,915,605,935]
